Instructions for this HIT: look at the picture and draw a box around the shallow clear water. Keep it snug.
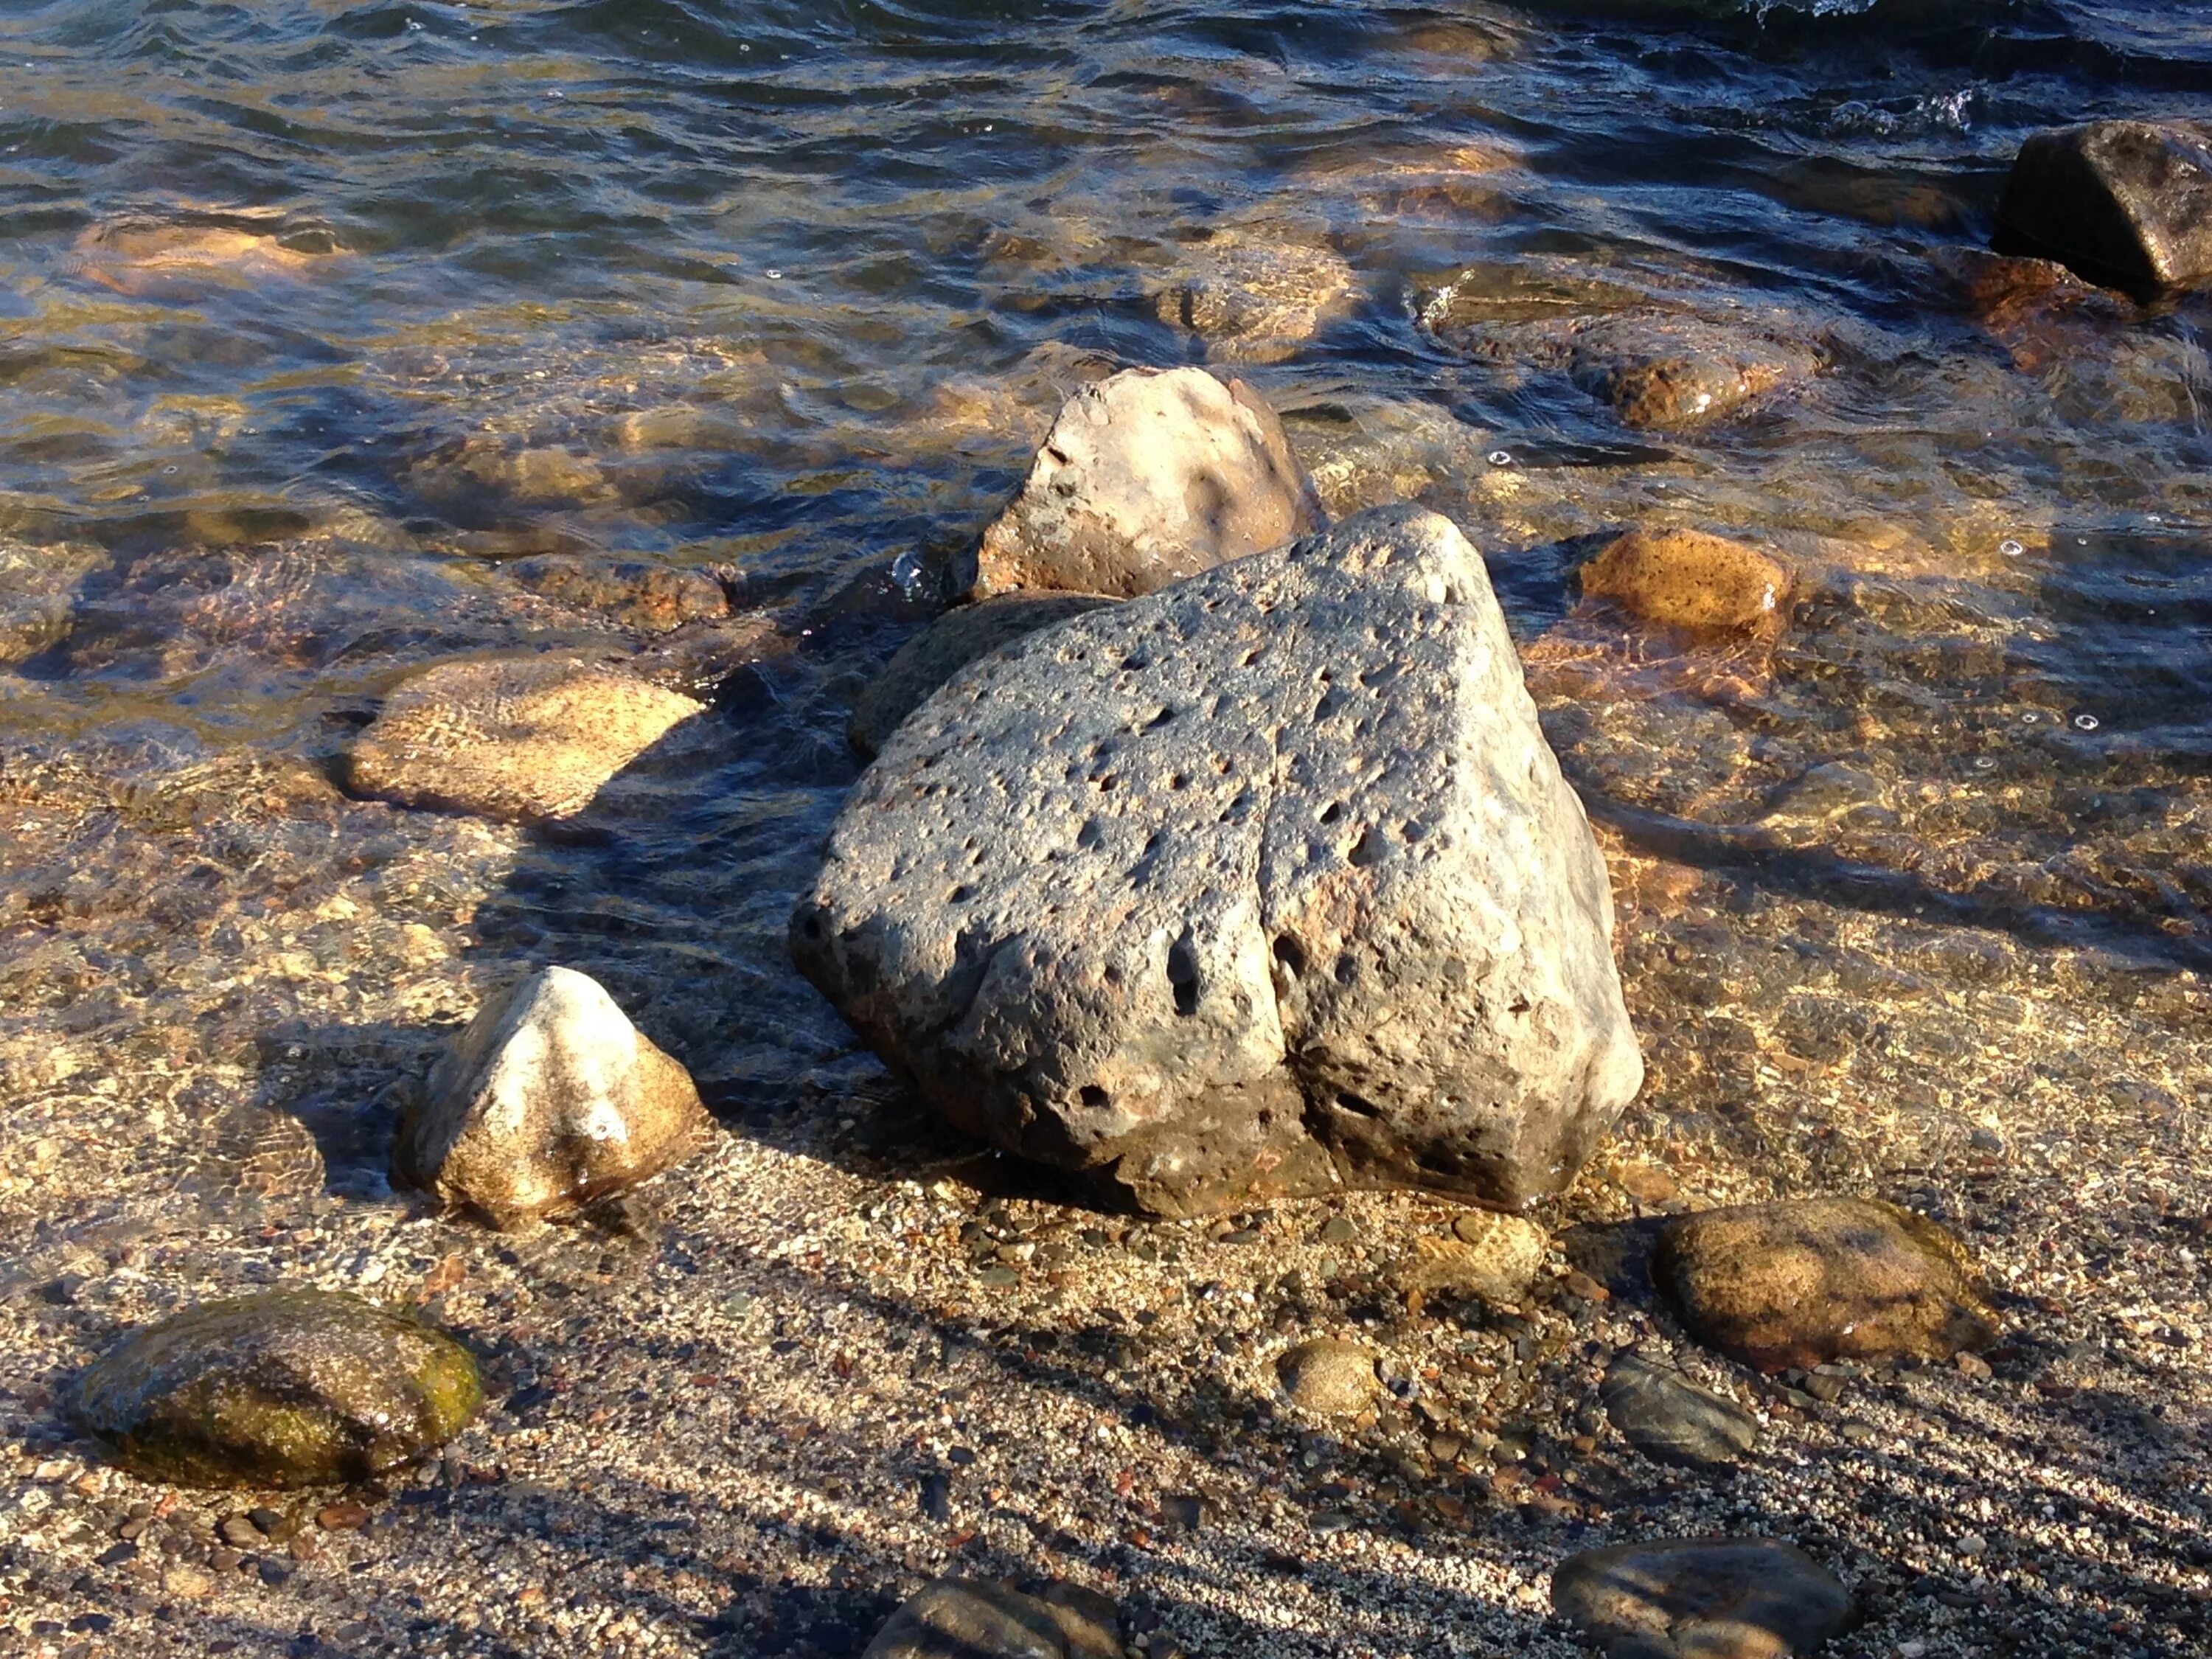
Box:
[2,0,2211,1204]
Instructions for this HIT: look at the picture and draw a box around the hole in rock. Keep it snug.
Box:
[1347,827,1388,867]
[1081,1085,1111,1109]
[1166,933,1201,1018]
[1335,1091,1384,1119]
[1272,935,1307,975]
[1145,706,1175,730]
[1509,997,1531,1015]
[1319,801,1343,824]
[948,886,973,903]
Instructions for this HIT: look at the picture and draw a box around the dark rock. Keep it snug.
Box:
[1995,120,2212,296]
[863,1577,1120,1659]
[849,594,1119,759]
[1600,1352,1759,1470]
[964,366,1323,599]
[1552,1537,1858,1658]
[793,506,1642,1217]
[72,1290,481,1489]
[1655,1197,2000,1373]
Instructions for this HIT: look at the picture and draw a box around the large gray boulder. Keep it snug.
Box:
[793,505,1642,1217]
[394,966,713,1229]
[1995,120,2212,296]
[963,366,1323,600]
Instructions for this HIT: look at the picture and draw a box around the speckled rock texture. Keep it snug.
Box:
[72,1290,481,1489]
[1655,1197,2001,1374]
[1579,529,1793,638]
[1996,120,2212,296]
[394,966,713,1229]
[963,366,1323,600]
[794,504,1644,1216]
[346,654,703,822]
[1393,1211,1548,1308]
[863,1578,1121,1659]
[1552,1538,1859,1659]
[1275,1338,1379,1416]
[849,593,1119,759]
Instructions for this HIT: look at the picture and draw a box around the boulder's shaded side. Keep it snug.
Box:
[346,654,703,822]
[849,593,1119,759]
[863,1578,1120,1659]
[394,966,712,1229]
[1995,120,2212,296]
[794,505,1643,1216]
[1655,1197,2000,1373]
[73,1290,481,1489]
[1552,1538,1858,1659]
[964,366,1323,600]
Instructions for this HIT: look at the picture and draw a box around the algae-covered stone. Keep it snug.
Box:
[73,1290,481,1489]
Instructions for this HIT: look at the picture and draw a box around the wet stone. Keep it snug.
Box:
[1551,1537,1859,1659]
[848,592,1119,759]
[1579,529,1793,639]
[72,1290,482,1489]
[1277,1339,1379,1416]
[1600,1352,1759,1471]
[344,653,705,823]
[963,366,1324,599]
[1157,223,1359,365]
[393,964,713,1230]
[1568,316,1818,430]
[1655,1197,2000,1373]
[863,1577,1120,1659]
[1995,119,2212,296]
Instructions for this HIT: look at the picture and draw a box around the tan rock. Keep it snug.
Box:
[393,966,713,1229]
[864,1577,1121,1659]
[1655,1197,2000,1373]
[965,366,1323,600]
[1158,224,1358,364]
[1395,1213,1548,1308]
[1276,1338,1380,1416]
[345,655,704,822]
[849,593,1119,759]
[1570,316,1818,429]
[1580,528,1793,637]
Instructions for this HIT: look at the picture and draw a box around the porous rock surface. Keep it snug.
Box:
[849,592,1119,759]
[72,1290,481,1489]
[346,654,704,822]
[1655,1197,2000,1373]
[863,1577,1121,1659]
[794,504,1643,1216]
[394,966,713,1229]
[964,366,1323,600]
[1393,1211,1548,1308]
[1995,119,2212,296]
[1551,1537,1859,1659]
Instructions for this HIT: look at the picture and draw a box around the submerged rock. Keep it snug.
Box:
[1995,119,2212,296]
[793,505,1642,1216]
[849,593,1119,759]
[1579,529,1793,638]
[1276,1338,1380,1416]
[1569,316,1817,430]
[1552,1538,1858,1659]
[963,366,1323,600]
[864,1577,1121,1659]
[504,555,730,633]
[394,966,712,1229]
[1600,1352,1759,1471]
[345,654,705,822]
[1394,1213,1548,1309]
[1157,223,1358,364]
[1655,1197,2000,1373]
[73,1290,481,1489]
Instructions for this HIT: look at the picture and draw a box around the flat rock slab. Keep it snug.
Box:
[394,965,713,1230]
[347,654,704,822]
[1996,120,2212,296]
[849,593,1119,759]
[1655,1197,1999,1373]
[1553,1538,1858,1659]
[965,366,1323,600]
[73,1290,481,1489]
[864,1577,1119,1659]
[795,505,1643,1216]
[1601,1352,1759,1470]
